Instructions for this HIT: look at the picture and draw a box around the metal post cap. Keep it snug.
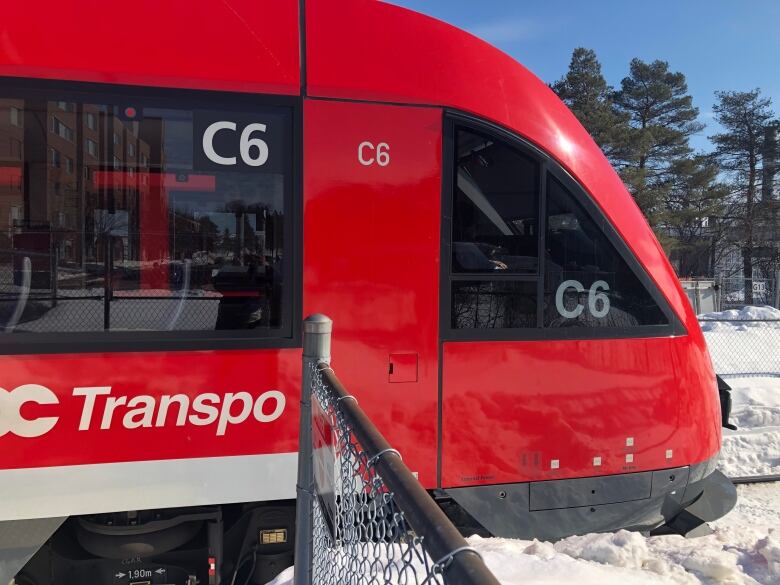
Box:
[303,314,332,334]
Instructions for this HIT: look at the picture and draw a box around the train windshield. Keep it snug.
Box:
[0,89,293,340]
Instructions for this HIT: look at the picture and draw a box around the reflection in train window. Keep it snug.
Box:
[0,93,292,338]
[452,280,537,329]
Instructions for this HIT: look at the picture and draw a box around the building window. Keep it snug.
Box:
[113,133,121,146]
[10,138,22,159]
[128,143,135,157]
[65,157,74,174]
[9,106,22,127]
[50,116,74,142]
[86,139,98,157]
[85,112,97,130]
[50,148,61,168]
[9,206,21,225]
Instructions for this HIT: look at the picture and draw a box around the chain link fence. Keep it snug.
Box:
[700,313,780,482]
[681,277,780,314]
[294,315,501,585]
[701,318,780,378]
[718,277,779,310]
[308,361,442,585]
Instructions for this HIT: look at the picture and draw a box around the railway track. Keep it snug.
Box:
[730,474,780,484]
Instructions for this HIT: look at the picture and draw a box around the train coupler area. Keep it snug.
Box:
[650,469,737,538]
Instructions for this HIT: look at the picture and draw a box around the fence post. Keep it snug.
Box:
[294,314,332,585]
[775,271,780,309]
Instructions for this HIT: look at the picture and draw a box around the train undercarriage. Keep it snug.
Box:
[8,455,736,585]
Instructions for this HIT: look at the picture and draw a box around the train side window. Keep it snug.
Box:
[543,175,668,328]
[0,87,297,352]
[449,128,540,329]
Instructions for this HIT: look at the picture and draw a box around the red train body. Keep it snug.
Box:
[0,1,734,583]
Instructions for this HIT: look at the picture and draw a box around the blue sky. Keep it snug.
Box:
[389,1,780,152]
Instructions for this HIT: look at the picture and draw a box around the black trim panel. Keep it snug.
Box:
[446,465,691,541]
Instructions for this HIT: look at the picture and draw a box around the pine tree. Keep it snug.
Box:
[611,59,704,229]
[551,48,627,158]
[662,155,728,276]
[711,89,776,303]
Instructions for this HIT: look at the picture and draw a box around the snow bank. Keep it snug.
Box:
[469,532,678,585]
[718,376,780,478]
[472,484,780,585]
[700,306,780,329]
[269,484,780,585]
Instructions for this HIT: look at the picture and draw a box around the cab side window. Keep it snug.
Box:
[452,129,538,274]
[444,120,672,338]
[544,175,667,328]
[450,129,540,329]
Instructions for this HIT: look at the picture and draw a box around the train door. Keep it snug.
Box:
[302,99,441,487]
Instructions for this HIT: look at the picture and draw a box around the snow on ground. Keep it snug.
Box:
[470,483,780,585]
[719,377,780,478]
[268,484,780,585]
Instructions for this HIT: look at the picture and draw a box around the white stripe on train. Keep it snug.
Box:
[0,452,298,521]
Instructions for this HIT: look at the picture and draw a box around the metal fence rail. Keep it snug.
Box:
[295,315,501,585]
[700,318,780,378]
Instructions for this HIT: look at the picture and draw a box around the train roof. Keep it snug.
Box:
[0,0,696,329]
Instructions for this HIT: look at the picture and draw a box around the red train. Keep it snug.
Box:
[0,1,735,583]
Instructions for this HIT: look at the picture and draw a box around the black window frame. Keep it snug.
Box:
[0,77,302,355]
[441,111,685,341]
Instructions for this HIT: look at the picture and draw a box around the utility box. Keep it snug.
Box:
[680,279,719,315]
